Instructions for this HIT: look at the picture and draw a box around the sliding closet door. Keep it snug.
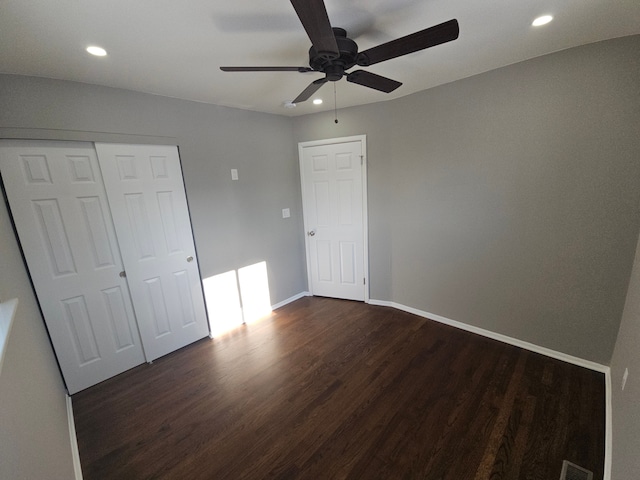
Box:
[0,141,146,394]
[95,143,209,361]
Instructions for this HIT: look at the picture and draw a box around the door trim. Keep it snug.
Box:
[298,135,369,302]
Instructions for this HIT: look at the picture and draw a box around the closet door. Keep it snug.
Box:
[0,141,146,394]
[95,143,209,361]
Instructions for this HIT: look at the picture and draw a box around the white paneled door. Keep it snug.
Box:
[95,143,209,361]
[1,140,210,393]
[0,141,146,394]
[299,137,367,301]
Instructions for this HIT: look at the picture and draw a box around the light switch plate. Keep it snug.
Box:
[282,208,290,218]
[231,169,238,180]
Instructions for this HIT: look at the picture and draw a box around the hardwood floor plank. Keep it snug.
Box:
[500,394,538,479]
[474,350,527,479]
[72,297,605,479]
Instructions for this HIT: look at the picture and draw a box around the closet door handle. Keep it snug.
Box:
[119,271,126,278]
[187,256,194,262]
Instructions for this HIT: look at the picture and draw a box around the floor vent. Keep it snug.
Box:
[559,460,593,480]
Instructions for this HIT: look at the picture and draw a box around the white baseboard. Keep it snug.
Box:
[66,395,83,480]
[368,299,608,373]
[368,298,611,479]
[272,291,311,311]
[604,368,612,480]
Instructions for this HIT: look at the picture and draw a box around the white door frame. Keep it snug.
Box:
[298,135,369,302]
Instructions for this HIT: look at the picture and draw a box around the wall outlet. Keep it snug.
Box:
[231,169,238,181]
[282,208,290,219]
[622,367,629,391]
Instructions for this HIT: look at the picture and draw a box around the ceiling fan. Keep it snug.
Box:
[220,0,459,104]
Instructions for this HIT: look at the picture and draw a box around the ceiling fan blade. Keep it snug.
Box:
[220,66,313,72]
[346,70,402,93]
[293,78,328,104]
[357,19,459,66]
[290,0,339,60]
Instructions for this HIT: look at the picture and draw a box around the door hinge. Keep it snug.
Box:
[360,155,364,165]
[363,277,366,285]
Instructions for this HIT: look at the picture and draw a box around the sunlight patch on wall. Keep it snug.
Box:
[238,261,272,324]
[203,270,243,337]
[202,261,272,336]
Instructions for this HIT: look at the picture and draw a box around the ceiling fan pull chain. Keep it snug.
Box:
[334,82,339,124]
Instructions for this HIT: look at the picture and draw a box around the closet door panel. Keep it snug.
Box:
[95,143,209,361]
[0,141,146,394]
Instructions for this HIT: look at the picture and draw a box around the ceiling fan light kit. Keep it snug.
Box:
[221,0,459,105]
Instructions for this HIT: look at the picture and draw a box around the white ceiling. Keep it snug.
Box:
[1,0,639,117]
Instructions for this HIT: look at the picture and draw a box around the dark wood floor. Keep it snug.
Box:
[73,297,605,479]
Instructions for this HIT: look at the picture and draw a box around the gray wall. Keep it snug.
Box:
[0,74,308,306]
[294,35,640,365]
[0,202,76,479]
[610,233,640,479]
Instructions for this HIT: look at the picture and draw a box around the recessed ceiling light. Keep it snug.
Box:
[532,15,553,27]
[86,46,107,57]
[313,99,323,105]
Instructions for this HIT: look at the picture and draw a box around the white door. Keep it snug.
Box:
[95,143,209,361]
[0,141,145,394]
[299,136,367,301]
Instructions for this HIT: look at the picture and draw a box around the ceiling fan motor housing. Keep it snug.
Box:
[309,28,358,80]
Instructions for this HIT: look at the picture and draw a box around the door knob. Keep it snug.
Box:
[119,271,126,278]
[308,230,316,236]
[187,256,194,262]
